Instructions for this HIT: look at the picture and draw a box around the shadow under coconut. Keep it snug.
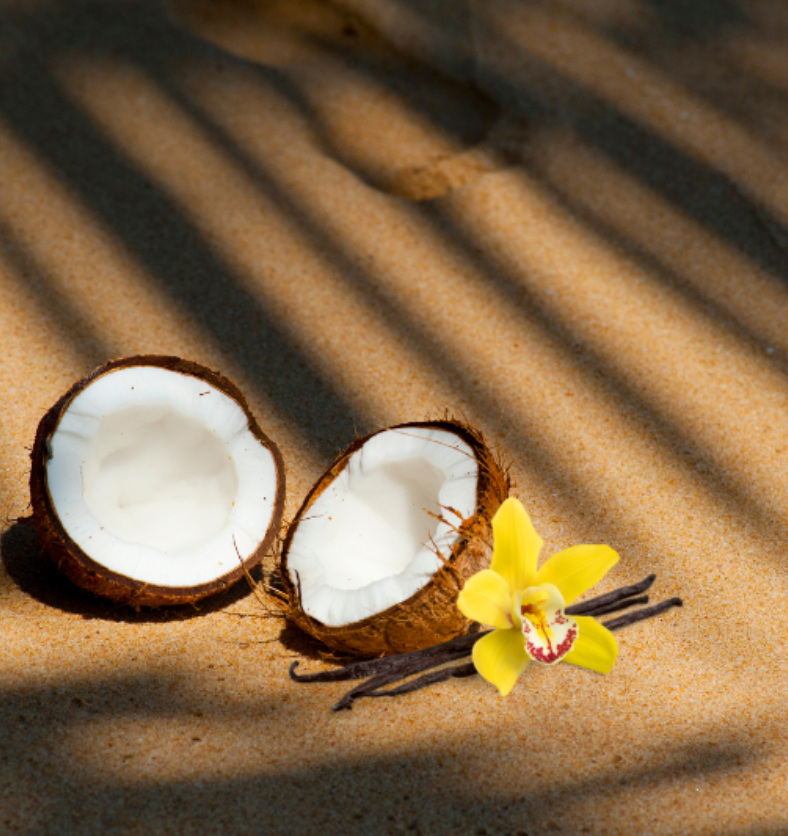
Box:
[0,518,263,623]
[276,619,338,662]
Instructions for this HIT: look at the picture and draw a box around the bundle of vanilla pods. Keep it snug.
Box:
[289,574,682,711]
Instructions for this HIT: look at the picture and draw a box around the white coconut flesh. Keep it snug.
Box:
[287,427,479,627]
[45,366,279,588]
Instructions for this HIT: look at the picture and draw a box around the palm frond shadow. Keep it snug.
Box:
[0,665,769,835]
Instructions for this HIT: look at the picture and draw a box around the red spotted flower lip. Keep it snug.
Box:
[516,583,579,665]
[522,610,579,664]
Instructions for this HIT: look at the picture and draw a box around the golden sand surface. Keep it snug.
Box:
[2,0,788,833]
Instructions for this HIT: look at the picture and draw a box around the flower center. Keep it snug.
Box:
[517,584,578,665]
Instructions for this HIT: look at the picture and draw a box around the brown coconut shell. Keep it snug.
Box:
[278,420,510,656]
[30,355,286,607]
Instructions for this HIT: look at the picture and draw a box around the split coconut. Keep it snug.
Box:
[279,421,510,656]
[30,356,285,606]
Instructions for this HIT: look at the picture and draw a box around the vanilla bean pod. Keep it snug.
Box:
[602,597,683,631]
[333,662,478,710]
[289,630,481,684]
[324,645,479,710]
[360,662,477,702]
[330,668,419,711]
[577,594,649,618]
[565,574,656,615]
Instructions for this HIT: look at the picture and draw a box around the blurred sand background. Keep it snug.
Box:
[2,0,788,833]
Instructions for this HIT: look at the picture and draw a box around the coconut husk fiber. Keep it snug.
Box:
[29,355,286,607]
[1,0,788,834]
[279,420,510,656]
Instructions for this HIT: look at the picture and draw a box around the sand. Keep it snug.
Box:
[1,0,788,833]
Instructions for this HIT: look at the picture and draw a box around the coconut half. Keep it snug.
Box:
[280,420,509,656]
[30,356,285,606]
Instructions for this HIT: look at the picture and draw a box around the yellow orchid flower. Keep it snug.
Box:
[458,497,620,696]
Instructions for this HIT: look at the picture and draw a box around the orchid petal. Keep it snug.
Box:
[535,544,619,605]
[490,498,542,592]
[561,616,618,674]
[457,570,512,630]
[509,589,523,631]
[472,628,530,697]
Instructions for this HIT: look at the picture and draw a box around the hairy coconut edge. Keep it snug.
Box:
[29,355,286,608]
[276,419,511,657]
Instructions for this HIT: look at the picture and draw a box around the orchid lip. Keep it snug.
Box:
[518,583,578,665]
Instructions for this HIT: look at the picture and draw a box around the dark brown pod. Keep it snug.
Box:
[30,355,285,607]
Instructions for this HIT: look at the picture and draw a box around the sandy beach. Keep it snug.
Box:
[1,1,788,833]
